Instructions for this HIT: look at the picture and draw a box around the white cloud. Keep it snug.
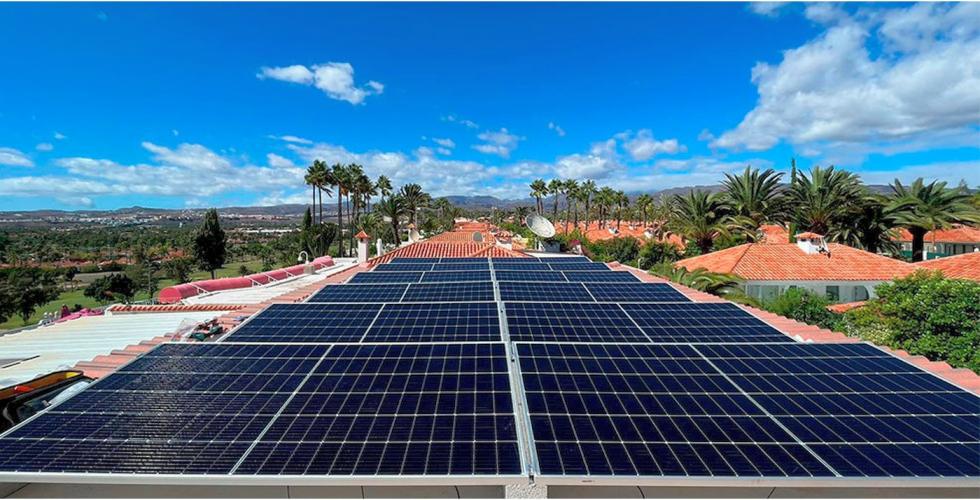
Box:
[620,129,686,161]
[748,2,787,18]
[0,147,33,167]
[714,2,980,160]
[554,139,621,179]
[255,190,311,206]
[436,147,452,156]
[270,134,313,145]
[267,153,296,168]
[548,122,566,137]
[442,115,479,129]
[258,62,383,105]
[473,128,523,158]
[53,132,66,140]
[36,143,54,152]
[697,129,715,142]
[172,129,180,137]
[432,137,456,148]
[853,160,980,186]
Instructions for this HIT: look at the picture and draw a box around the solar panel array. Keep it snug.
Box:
[0,255,977,484]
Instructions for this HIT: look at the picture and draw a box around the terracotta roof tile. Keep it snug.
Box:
[676,243,915,281]
[915,252,980,281]
[895,224,980,243]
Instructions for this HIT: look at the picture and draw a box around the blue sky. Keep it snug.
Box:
[0,2,977,210]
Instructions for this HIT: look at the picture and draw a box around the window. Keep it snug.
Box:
[853,286,869,301]
[825,285,840,302]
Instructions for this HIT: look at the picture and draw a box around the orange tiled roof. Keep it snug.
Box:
[894,224,980,243]
[915,252,980,281]
[368,240,528,265]
[827,301,867,313]
[759,224,790,244]
[557,221,685,249]
[675,243,916,281]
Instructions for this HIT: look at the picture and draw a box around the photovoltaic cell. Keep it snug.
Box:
[546,262,611,271]
[431,262,491,271]
[402,282,495,302]
[389,258,440,263]
[620,302,792,343]
[494,270,567,282]
[373,263,435,272]
[516,342,834,477]
[364,302,502,342]
[226,303,381,342]
[505,302,648,342]
[420,270,492,283]
[307,284,408,303]
[440,257,491,263]
[348,272,423,284]
[536,256,590,262]
[563,271,641,283]
[498,282,593,302]
[585,283,690,303]
[492,262,553,271]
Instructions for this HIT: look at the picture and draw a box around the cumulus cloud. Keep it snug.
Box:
[442,115,479,129]
[54,132,66,140]
[619,129,686,161]
[432,137,456,149]
[36,143,54,152]
[267,153,295,168]
[748,2,788,18]
[554,139,622,179]
[714,2,980,159]
[473,128,523,158]
[0,147,33,167]
[548,122,566,137]
[258,62,383,105]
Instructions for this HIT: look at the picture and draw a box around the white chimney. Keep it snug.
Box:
[355,231,371,264]
[795,232,827,255]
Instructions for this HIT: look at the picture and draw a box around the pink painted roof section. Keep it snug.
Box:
[676,243,916,281]
[619,263,980,393]
[915,252,980,281]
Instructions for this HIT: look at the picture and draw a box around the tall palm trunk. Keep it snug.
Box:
[552,195,559,220]
[564,197,571,233]
[910,227,927,262]
[311,185,317,224]
[336,186,344,256]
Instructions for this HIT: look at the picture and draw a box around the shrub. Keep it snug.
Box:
[587,237,640,264]
[763,288,840,330]
[874,271,980,371]
[837,304,893,345]
[636,240,681,270]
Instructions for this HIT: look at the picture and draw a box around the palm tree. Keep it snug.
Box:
[330,163,347,256]
[650,262,745,298]
[376,175,393,204]
[888,178,980,261]
[400,183,430,226]
[514,206,531,224]
[377,195,407,244]
[358,174,377,214]
[304,163,318,222]
[616,191,629,230]
[835,193,900,254]
[563,179,578,233]
[529,179,548,214]
[788,165,863,237]
[635,194,653,227]
[580,180,597,229]
[671,190,732,254]
[722,166,786,237]
[548,179,563,221]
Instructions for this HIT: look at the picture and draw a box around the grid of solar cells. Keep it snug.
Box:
[237,343,522,476]
[431,262,491,271]
[563,271,641,283]
[696,343,980,477]
[492,262,553,271]
[620,302,792,343]
[227,303,381,342]
[536,256,590,262]
[373,263,435,272]
[388,258,441,263]
[494,270,567,282]
[348,272,423,284]
[402,282,495,302]
[364,302,502,342]
[420,270,492,283]
[307,284,408,303]
[585,283,690,303]
[498,282,593,302]
[491,257,538,262]
[505,302,649,342]
[439,257,492,263]
[0,344,324,474]
[515,342,834,477]
[546,262,612,271]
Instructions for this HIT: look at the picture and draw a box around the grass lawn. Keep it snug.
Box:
[0,259,264,332]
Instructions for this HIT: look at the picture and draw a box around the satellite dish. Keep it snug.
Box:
[526,214,556,238]
[472,231,484,242]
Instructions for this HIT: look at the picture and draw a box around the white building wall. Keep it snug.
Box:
[744,280,885,304]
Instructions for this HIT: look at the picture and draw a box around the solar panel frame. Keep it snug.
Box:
[225,303,382,343]
[373,263,435,272]
[364,302,503,342]
[493,270,567,282]
[402,282,495,303]
[505,302,650,343]
[431,262,491,271]
[585,283,691,303]
[388,258,441,263]
[307,284,409,303]
[347,272,424,284]
[497,282,594,302]
[420,270,493,283]
[562,271,642,283]
[620,303,793,343]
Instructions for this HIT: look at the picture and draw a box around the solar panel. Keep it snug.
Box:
[536,256,589,262]
[0,343,523,477]
[237,343,522,476]
[402,282,495,302]
[585,283,690,303]
[492,262,553,271]
[516,342,834,477]
[505,302,649,342]
[420,270,492,283]
[307,284,408,303]
[364,302,502,342]
[373,263,435,272]
[431,262,491,271]
[696,343,980,477]
[546,262,611,271]
[620,302,792,343]
[494,270,567,282]
[226,303,381,342]
[389,258,441,263]
[491,257,538,262]
[439,257,491,263]
[498,282,593,302]
[348,272,423,284]
[563,271,641,283]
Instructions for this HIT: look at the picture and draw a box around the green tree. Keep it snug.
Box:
[580,180,597,229]
[835,194,900,254]
[376,175,393,204]
[763,288,839,330]
[788,165,863,237]
[722,166,786,238]
[529,179,548,214]
[637,240,681,270]
[84,274,136,304]
[193,208,227,279]
[163,258,193,283]
[671,190,731,255]
[888,178,979,262]
[399,183,431,226]
[548,178,563,220]
[650,263,743,297]
[377,195,407,244]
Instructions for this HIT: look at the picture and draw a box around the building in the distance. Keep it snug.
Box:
[675,232,916,303]
[895,225,980,259]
